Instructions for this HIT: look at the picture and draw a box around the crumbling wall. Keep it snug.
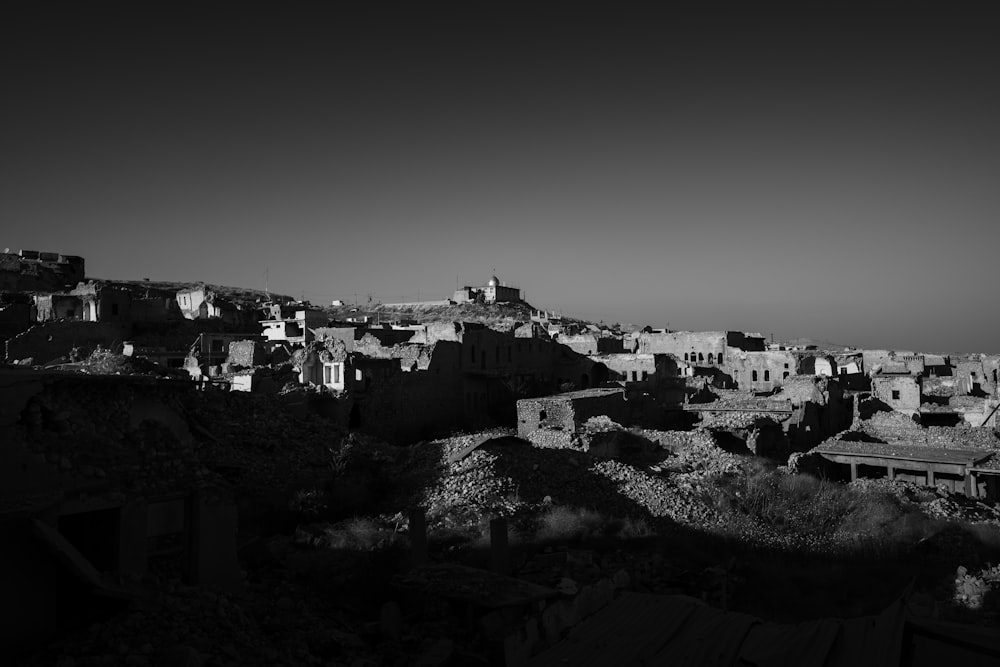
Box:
[954,359,989,396]
[227,340,266,367]
[34,294,83,321]
[5,321,124,364]
[517,396,577,436]
[591,353,656,383]
[516,390,628,439]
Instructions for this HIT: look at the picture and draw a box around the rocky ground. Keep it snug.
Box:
[16,408,1000,665]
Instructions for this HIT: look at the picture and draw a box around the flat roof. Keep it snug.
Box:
[813,441,994,466]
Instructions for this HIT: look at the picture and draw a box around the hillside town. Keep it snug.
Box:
[3,249,1000,665]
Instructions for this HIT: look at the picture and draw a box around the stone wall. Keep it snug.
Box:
[590,353,656,383]
[5,321,125,364]
[727,350,797,392]
[636,331,727,364]
[559,334,599,355]
[871,374,921,415]
[34,294,83,321]
[227,340,266,367]
[516,390,628,438]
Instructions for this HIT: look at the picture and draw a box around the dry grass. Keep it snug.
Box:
[708,460,960,556]
[533,505,653,543]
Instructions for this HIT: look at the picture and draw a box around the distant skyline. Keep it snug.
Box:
[4,8,998,353]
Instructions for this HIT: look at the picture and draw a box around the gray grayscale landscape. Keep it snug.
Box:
[3,6,999,667]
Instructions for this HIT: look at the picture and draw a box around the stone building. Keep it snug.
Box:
[871,370,921,416]
[516,388,629,444]
[452,274,522,304]
[0,250,85,292]
[261,308,327,346]
[729,350,797,392]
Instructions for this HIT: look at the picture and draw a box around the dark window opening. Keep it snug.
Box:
[764,370,770,381]
[707,353,714,364]
[684,353,689,361]
[642,371,649,381]
[211,339,224,353]
[783,363,789,369]
[892,390,901,400]
[783,371,789,379]
[539,409,547,421]
[752,370,758,382]
[698,353,704,362]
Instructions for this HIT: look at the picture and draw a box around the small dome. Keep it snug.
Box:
[487,275,500,286]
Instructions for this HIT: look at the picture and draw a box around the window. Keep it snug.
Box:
[323,366,331,384]
[783,363,789,369]
[752,370,758,382]
[642,371,648,381]
[892,390,901,400]
[684,353,689,361]
[708,353,714,364]
[783,372,789,379]
[539,410,547,421]
[698,353,704,362]
[333,363,341,383]
[764,370,770,381]
[631,370,638,382]
[211,339,224,353]
[355,369,363,382]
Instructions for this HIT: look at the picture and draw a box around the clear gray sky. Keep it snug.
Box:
[3,7,998,353]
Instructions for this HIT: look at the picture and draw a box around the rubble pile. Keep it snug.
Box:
[20,382,222,493]
[698,412,783,431]
[27,576,385,667]
[411,429,742,536]
[953,564,1000,612]
[182,391,345,489]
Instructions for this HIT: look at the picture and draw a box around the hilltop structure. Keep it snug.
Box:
[453,274,522,304]
[0,249,85,292]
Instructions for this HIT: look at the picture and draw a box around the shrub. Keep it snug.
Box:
[315,517,401,551]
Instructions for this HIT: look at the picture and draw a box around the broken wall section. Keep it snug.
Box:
[5,321,125,364]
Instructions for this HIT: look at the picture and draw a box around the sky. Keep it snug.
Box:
[3,7,998,353]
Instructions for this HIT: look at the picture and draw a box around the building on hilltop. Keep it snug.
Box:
[452,274,522,304]
[0,249,85,292]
